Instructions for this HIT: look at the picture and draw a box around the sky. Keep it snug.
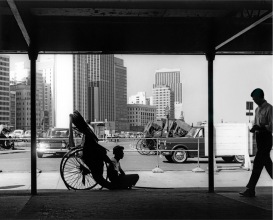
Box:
[8,54,273,126]
[117,54,272,125]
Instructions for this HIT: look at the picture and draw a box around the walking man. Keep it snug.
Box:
[240,88,272,197]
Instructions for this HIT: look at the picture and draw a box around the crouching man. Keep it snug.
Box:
[108,145,139,189]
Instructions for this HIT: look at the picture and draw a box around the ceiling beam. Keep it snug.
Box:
[7,0,30,47]
[215,11,273,51]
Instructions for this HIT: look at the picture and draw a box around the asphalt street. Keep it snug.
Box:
[0,140,250,173]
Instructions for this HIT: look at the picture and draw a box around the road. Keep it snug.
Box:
[0,139,246,173]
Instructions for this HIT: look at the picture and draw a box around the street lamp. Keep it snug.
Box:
[165,105,170,132]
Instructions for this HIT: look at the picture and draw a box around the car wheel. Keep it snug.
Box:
[37,152,43,158]
[172,147,188,163]
[234,155,244,163]
[222,156,235,163]
[165,155,173,162]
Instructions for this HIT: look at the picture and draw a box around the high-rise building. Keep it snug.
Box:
[88,55,115,123]
[114,57,129,132]
[155,68,182,103]
[10,83,31,130]
[54,55,73,128]
[10,91,16,129]
[10,62,45,130]
[73,55,89,120]
[152,85,174,120]
[154,68,182,119]
[37,55,55,129]
[72,55,128,132]
[0,55,10,126]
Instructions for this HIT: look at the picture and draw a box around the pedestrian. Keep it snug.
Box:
[239,88,272,197]
[108,145,139,189]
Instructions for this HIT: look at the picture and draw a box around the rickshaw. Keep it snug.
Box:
[169,120,192,137]
[135,120,165,155]
[0,127,14,150]
[60,111,111,190]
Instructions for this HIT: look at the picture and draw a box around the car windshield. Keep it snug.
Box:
[49,129,69,137]
[185,128,199,138]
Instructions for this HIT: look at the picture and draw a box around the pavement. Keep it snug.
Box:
[0,148,272,219]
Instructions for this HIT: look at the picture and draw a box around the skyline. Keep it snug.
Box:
[8,54,273,126]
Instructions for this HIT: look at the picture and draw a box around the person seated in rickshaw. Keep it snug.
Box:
[107,145,139,189]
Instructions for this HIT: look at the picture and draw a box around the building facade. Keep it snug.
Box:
[10,91,16,128]
[72,55,128,132]
[10,62,45,130]
[155,68,182,103]
[37,55,54,129]
[0,55,10,126]
[154,69,183,119]
[129,92,148,105]
[73,55,89,120]
[114,57,129,132]
[87,55,115,123]
[127,104,157,130]
[175,102,183,119]
[152,85,174,120]
[10,83,31,130]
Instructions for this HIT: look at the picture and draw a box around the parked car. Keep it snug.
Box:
[37,128,79,158]
[0,129,14,149]
[118,133,126,138]
[9,129,24,138]
[136,132,143,138]
[159,126,257,163]
[23,130,31,138]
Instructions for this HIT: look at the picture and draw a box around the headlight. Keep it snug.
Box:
[61,141,66,148]
[37,143,49,149]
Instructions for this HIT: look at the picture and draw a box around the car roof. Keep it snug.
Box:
[50,128,69,130]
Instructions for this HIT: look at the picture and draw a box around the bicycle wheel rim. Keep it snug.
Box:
[136,139,150,155]
[61,148,97,190]
[60,146,83,187]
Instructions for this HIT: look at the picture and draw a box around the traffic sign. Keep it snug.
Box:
[246,101,253,110]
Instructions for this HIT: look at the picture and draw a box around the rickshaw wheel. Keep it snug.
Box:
[60,147,98,190]
[136,139,151,155]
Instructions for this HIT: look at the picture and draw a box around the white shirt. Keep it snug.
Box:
[254,100,272,133]
[110,157,122,175]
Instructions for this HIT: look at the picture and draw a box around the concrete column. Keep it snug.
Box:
[28,45,38,195]
[206,51,215,193]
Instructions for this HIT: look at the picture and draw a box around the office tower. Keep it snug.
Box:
[87,55,115,122]
[54,55,73,128]
[10,61,44,130]
[37,55,55,129]
[73,55,89,120]
[10,91,16,128]
[72,55,127,132]
[0,55,10,126]
[152,85,174,120]
[10,83,30,130]
[155,69,182,103]
[114,57,129,132]
[154,68,182,119]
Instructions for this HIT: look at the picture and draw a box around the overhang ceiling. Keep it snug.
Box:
[0,0,272,54]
